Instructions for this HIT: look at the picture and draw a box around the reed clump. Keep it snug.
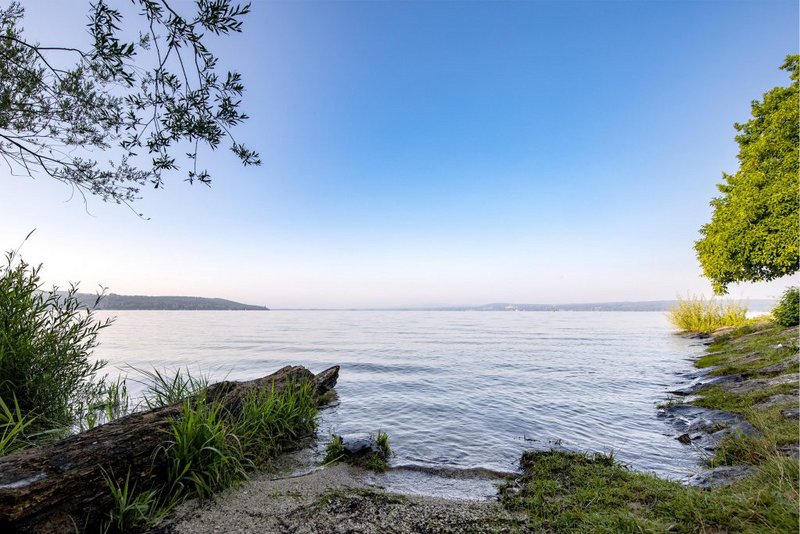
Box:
[667,293,748,334]
[103,372,319,532]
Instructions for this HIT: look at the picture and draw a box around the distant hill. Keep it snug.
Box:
[73,293,268,311]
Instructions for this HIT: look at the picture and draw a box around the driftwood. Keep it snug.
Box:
[0,365,339,533]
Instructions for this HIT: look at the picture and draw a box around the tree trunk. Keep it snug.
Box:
[0,365,339,533]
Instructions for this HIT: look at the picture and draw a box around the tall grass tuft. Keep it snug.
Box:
[156,376,319,505]
[162,394,248,499]
[102,469,173,533]
[667,293,747,334]
[134,367,209,409]
[234,379,318,466]
[0,249,111,433]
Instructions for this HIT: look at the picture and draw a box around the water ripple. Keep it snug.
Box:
[96,311,703,480]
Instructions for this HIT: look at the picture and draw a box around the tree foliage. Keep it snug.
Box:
[695,55,799,294]
[0,0,260,206]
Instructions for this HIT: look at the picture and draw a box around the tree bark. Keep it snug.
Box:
[0,365,339,533]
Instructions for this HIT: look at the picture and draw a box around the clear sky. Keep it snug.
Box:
[1,0,798,308]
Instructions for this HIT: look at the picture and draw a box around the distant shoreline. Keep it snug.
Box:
[70,293,775,313]
[73,292,268,311]
[272,299,776,313]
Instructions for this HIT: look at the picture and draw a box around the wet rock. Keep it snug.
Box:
[668,374,744,396]
[676,366,719,380]
[781,408,799,420]
[659,404,757,451]
[660,404,741,431]
[684,332,711,339]
[339,433,383,456]
[688,466,752,489]
[753,394,797,410]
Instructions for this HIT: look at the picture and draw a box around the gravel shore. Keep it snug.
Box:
[163,464,526,533]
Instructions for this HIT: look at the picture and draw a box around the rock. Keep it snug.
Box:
[711,326,736,337]
[659,404,757,451]
[339,433,384,457]
[722,373,799,395]
[756,354,799,376]
[688,466,753,489]
[660,404,742,431]
[778,445,799,459]
[753,394,797,410]
[685,332,711,339]
[781,408,799,420]
[668,374,744,396]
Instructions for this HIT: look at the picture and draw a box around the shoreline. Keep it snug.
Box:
[159,322,798,532]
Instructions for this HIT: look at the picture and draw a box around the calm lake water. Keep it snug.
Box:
[94,311,705,483]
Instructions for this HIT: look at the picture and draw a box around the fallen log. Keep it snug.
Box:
[0,365,339,533]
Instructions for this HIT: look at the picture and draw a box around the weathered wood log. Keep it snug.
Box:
[0,365,339,533]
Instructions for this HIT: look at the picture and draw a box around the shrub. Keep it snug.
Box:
[772,287,799,327]
[0,251,111,431]
[667,294,747,334]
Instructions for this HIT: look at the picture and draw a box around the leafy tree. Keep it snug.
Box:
[0,0,260,207]
[695,55,799,294]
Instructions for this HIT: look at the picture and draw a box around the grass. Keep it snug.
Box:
[503,320,799,532]
[99,370,321,531]
[234,379,319,467]
[667,293,748,334]
[133,367,210,410]
[0,395,36,456]
[101,469,174,533]
[500,449,798,533]
[162,393,249,500]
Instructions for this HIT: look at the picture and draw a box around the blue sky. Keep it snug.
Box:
[1,0,798,308]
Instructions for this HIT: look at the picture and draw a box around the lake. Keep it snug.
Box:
[94,310,705,488]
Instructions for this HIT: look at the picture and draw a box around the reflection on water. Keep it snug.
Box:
[95,311,705,482]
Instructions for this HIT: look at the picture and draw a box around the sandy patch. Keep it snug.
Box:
[163,464,525,533]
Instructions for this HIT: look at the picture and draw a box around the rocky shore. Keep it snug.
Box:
[660,323,799,488]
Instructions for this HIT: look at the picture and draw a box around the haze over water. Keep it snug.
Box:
[96,310,705,481]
